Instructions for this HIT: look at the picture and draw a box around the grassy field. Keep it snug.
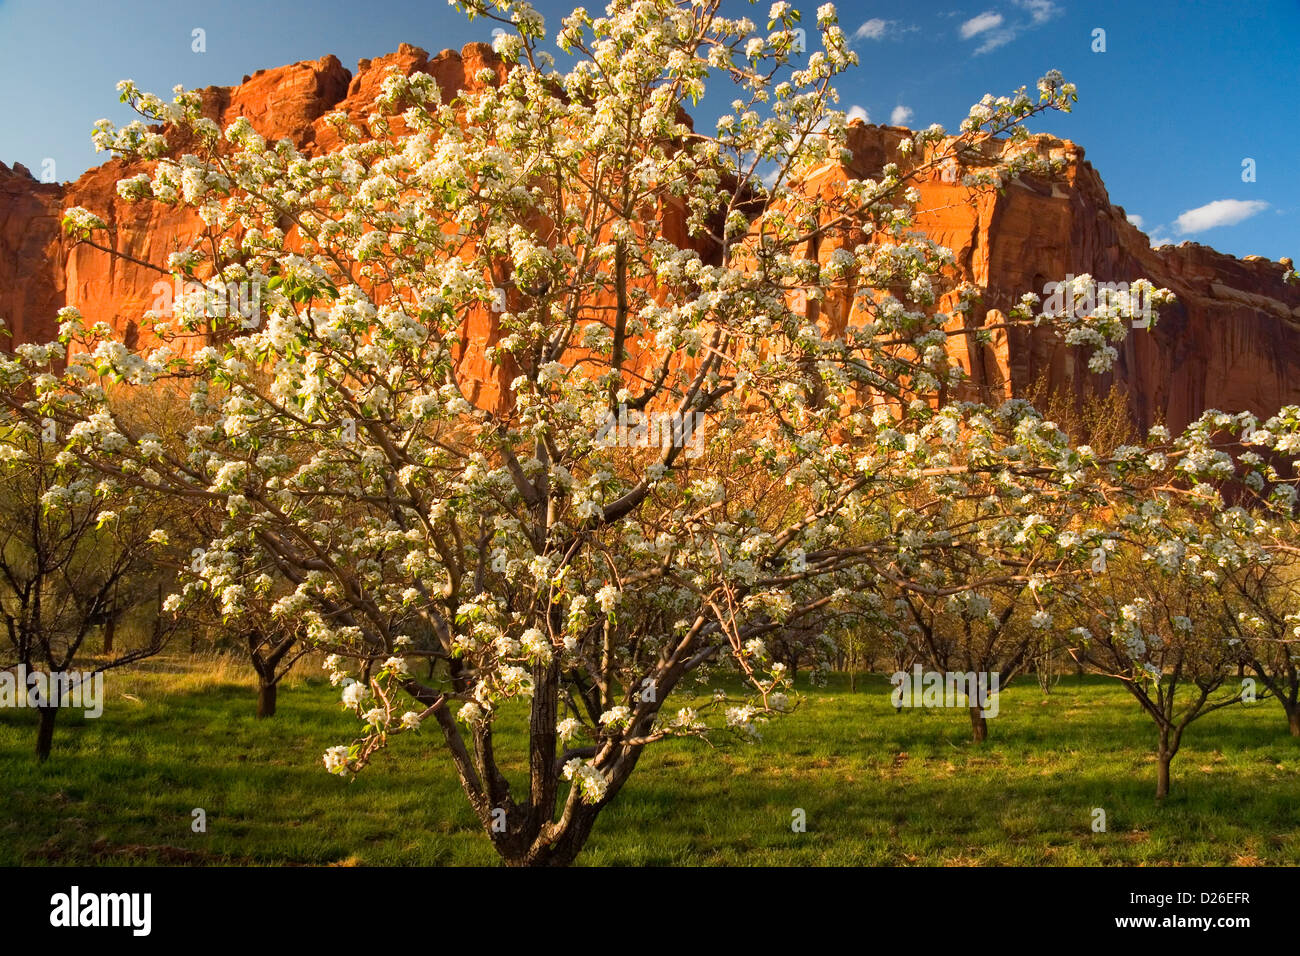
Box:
[1,655,1297,866]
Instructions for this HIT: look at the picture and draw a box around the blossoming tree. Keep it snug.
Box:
[5,0,1297,862]
[0,430,180,759]
[1225,531,1300,736]
[1061,410,1300,798]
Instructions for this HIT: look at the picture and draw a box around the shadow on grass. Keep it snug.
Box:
[0,669,1296,865]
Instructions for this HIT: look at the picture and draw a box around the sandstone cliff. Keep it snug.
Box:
[1,43,1296,433]
[789,122,1300,432]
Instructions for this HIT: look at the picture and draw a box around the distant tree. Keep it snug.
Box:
[1065,491,1281,799]
[1023,376,1142,458]
[864,462,1087,742]
[169,504,314,718]
[0,428,179,759]
[888,576,1038,742]
[1219,523,1300,736]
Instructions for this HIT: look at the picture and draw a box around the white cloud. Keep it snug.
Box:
[1014,0,1060,24]
[854,18,888,40]
[847,105,871,124]
[960,11,1003,38]
[974,30,1016,53]
[964,3,1061,54]
[890,105,914,126]
[1126,214,1144,229]
[1173,199,1270,234]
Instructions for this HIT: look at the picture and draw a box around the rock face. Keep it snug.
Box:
[0,162,65,347]
[0,42,508,378]
[1,44,1297,432]
[829,123,1300,432]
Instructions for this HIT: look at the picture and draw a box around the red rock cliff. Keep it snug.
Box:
[829,122,1300,432]
[2,45,1296,433]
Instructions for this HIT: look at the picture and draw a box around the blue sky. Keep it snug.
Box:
[0,0,1295,260]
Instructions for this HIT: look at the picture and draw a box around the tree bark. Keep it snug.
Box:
[35,706,58,762]
[1156,727,1173,799]
[532,810,598,866]
[1289,707,1300,737]
[103,616,115,654]
[969,706,988,743]
[257,680,277,719]
[493,743,648,866]
[1156,754,1171,799]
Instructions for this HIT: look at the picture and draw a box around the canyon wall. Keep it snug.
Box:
[1,43,1297,432]
[827,123,1300,431]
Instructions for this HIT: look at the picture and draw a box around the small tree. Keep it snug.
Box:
[1065,455,1299,799]
[889,576,1039,742]
[862,438,1100,742]
[173,505,317,718]
[1219,521,1300,735]
[0,428,179,759]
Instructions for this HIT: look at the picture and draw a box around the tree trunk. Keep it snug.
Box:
[1289,707,1300,737]
[495,747,646,866]
[518,797,609,866]
[1156,726,1173,799]
[103,616,115,655]
[36,706,58,762]
[1156,754,1171,799]
[969,706,988,743]
[505,821,594,867]
[534,819,596,866]
[257,680,277,719]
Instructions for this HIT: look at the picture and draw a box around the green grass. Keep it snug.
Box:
[2,658,1298,865]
